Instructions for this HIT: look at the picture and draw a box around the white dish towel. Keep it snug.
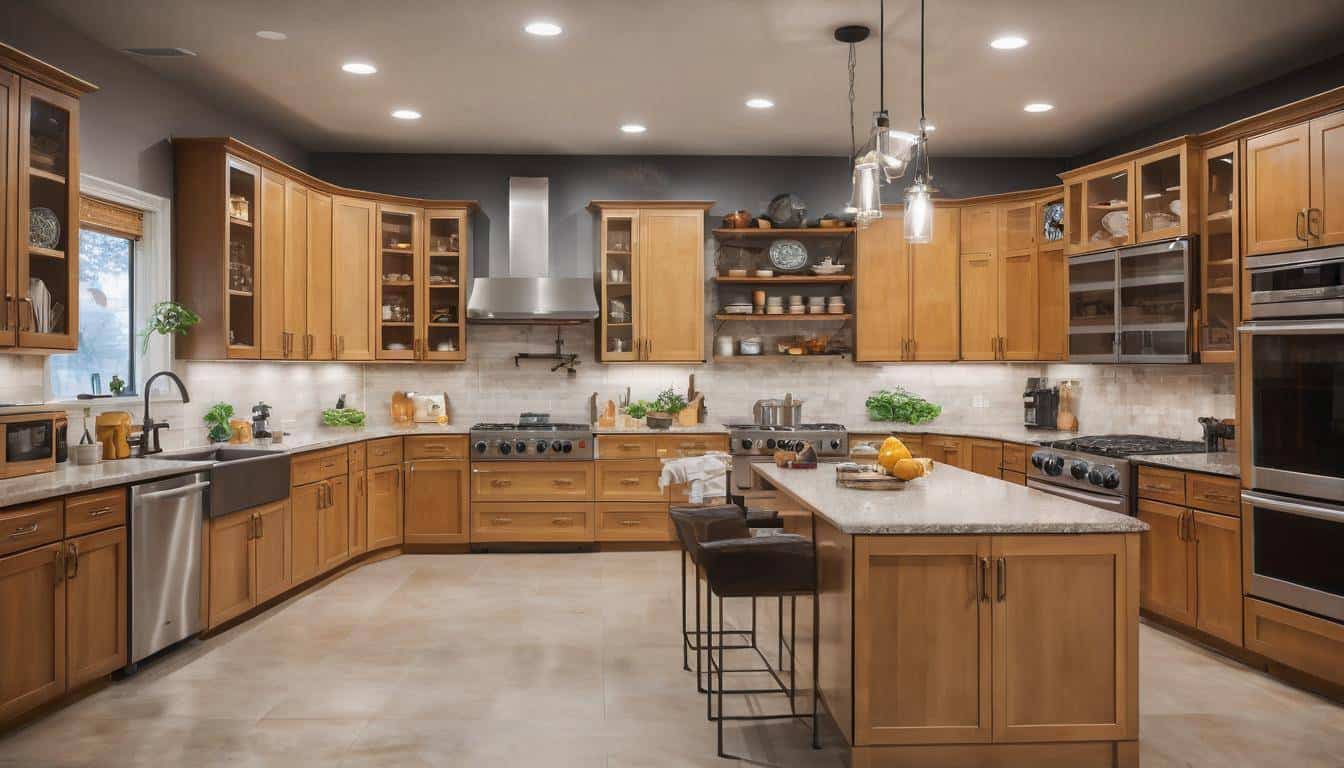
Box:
[659,452,731,505]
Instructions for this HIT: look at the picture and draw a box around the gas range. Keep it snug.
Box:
[1028,434,1207,508]
[469,415,593,460]
[725,423,849,457]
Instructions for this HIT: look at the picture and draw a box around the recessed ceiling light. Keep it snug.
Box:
[342,61,377,75]
[990,35,1028,50]
[391,109,422,120]
[1023,102,1054,113]
[620,123,647,134]
[255,30,287,41]
[745,97,774,109]
[524,20,563,36]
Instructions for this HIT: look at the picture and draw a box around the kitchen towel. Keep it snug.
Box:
[659,452,730,505]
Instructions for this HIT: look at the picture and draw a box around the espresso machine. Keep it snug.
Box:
[1023,377,1059,429]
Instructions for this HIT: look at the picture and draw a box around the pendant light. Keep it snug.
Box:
[904,0,935,243]
[835,25,872,221]
[865,1,915,183]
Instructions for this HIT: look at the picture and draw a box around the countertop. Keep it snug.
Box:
[591,422,729,435]
[849,421,1079,445]
[1131,452,1240,478]
[0,458,215,508]
[753,462,1148,536]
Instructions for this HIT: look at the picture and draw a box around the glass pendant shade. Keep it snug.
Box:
[903,181,934,243]
[868,112,914,182]
[852,163,883,227]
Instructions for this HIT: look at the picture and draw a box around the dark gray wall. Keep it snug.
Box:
[1074,52,1344,166]
[0,0,306,198]
[309,153,1068,278]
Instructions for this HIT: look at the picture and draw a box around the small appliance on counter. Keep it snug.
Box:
[1023,377,1059,429]
[1198,417,1235,452]
[96,411,133,459]
[0,410,64,479]
[251,402,273,445]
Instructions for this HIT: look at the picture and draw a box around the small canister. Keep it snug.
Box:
[715,335,735,357]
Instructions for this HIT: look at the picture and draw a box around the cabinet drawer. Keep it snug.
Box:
[1186,473,1239,516]
[292,447,348,486]
[596,435,658,459]
[596,502,673,542]
[471,502,593,542]
[655,434,729,457]
[405,435,468,460]
[1001,470,1027,487]
[366,437,403,467]
[1001,443,1029,474]
[1137,466,1186,505]
[348,442,366,472]
[1244,597,1344,687]
[470,461,594,502]
[0,499,63,557]
[64,487,127,537]
[596,460,666,502]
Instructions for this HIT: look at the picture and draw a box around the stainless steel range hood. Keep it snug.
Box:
[467,177,599,324]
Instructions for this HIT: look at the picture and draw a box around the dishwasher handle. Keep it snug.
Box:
[138,480,212,503]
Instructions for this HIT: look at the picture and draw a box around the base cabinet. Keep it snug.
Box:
[320,475,350,570]
[65,527,128,689]
[0,542,66,722]
[349,466,368,557]
[208,501,291,629]
[366,465,403,550]
[404,459,469,544]
[291,483,322,583]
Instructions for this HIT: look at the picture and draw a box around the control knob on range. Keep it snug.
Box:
[514,440,527,454]
[1030,450,1049,469]
[535,441,548,453]
[1088,465,1121,489]
[498,442,512,455]
[561,441,573,453]
[551,440,563,453]
[740,439,754,450]
[1070,460,1091,479]
[473,441,488,454]
[830,439,842,450]
[1042,454,1065,476]
[766,438,777,449]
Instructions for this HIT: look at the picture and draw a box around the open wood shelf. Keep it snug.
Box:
[713,227,855,238]
[227,288,253,297]
[714,353,849,363]
[380,321,414,327]
[427,251,460,257]
[27,245,65,259]
[713,275,852,284]
[1088,203,1129,210]
[715,313,851,322]
[229,216,253,228]
[28,167,66,184]
[1206,209,1234,222]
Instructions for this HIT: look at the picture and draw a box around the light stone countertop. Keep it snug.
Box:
[0,458,215,508]
[591,422,730,435]
[1131,452,1240,478]
[753,462,1148,535]
[849,421,1079,445]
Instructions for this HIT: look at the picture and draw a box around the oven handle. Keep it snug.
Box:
[1239,319,1344,334]
[1026,479,1128,511]
[1241,490,1344,524]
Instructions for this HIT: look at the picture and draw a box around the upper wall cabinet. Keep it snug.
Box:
[173,138,475,362]
[1244,110,1344,256]
[588,201,711,363]
[856,206,960,362]
[1061,138,1196,257]
[0,45,96,354]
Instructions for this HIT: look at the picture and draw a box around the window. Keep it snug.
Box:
[47,229,135,398]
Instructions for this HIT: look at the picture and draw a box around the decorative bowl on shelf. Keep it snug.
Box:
[768,239,809,272]
[29,207,60,249]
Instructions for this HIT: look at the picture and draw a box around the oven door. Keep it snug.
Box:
[1026,478,1130,514]
[1243,490,1344,622]
[1244,319,1344,502]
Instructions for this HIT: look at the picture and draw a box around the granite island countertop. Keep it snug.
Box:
[752,462,1148,536]
[1130,452,1240,478]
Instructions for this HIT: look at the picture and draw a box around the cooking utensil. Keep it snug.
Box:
[753,393,803,426]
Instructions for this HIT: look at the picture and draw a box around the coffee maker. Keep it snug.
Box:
[1023,377,1059,429]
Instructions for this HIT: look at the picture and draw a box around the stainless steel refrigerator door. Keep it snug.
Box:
[130,472,209,664]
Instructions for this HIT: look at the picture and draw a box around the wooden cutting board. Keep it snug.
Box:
[835,465,908,490]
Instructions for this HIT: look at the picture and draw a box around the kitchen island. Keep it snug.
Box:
[752,462,1146,768]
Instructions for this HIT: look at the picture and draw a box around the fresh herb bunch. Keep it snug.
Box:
[204,402,234,442]
[864,388,942,424]
[140,301,201,354]
[322,408,366,427]
[652,387,688,415]
[623,400,653,419]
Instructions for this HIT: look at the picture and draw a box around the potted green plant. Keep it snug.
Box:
[204,402,234,443]
[139,301,201,354]
[621,399,652,429]
[864,388,942,424]
[646,387,689,430]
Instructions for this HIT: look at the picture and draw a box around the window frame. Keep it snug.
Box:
[42,174,173,407]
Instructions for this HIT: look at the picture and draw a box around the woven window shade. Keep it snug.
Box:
[79,195,144,240]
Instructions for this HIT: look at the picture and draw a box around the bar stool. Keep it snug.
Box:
[670,505,759,692]
[699,533,820,758]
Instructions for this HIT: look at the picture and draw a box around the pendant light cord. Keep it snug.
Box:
[919,0,925,122]
[848,43,857,162]
[879,0,885,113]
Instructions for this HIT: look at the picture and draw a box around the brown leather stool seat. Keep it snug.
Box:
[670,505,750,564]
[698,535,816,598]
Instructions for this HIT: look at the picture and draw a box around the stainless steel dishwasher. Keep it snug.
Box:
[128,471,210,669]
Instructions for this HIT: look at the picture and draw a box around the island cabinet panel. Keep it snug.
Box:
[991,535,1135,743]
[319,474,350,571]
[854,536,992,745]
[404,459,469,544]
[366,465,403,550]
[1136,500,1196,625]
[0,542,65,722]
[252,501,291,605]
[1192,511,1243,646]
[65,526,127,689]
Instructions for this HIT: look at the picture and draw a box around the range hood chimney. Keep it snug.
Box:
[467,177,599,324]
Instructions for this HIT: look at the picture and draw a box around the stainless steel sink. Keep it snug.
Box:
[150,446,291,517]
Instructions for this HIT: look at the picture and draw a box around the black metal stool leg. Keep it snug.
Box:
[717,594,726,759]
[681,549,689,671]
[812,590,821,750]
[790,594,798,715]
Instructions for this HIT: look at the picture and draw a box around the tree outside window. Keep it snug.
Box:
[48,229,134,399]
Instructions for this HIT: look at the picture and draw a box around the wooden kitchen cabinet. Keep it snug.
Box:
[1192,510,1242,646]
[1310,110,1344,247]
[64,526,127,689]
[0,542,66,722]
[595,459,667,502]
[366,464,403,550]
[290,482,322,584]
[923,435,967,469]
[471,501,594,543]
[1036,191,1068,361]
[853,536,992,745]
[421,208,469,361]
[998,203,1038,361]
[258,167,287,359]
[1137,499,1196,626]
[404,459,469,544]
[908,208,962,360]
[1199,141,1238,362]
[856,207,960,361]
[590,201,711,362]
[208,501,291,629]
[376,204,421,360]
[595,502,674,542]
[253,500,291,604]
[1245,121,1312,255]
[0,70,15,350]
[319,474,350,571]
[305,189,333,360]
[281,179,309,359]
[469,460,594,502]
[966,439,1003,479]
[349,455,368,557]
[331,196,377,360]
[959,250,998,361]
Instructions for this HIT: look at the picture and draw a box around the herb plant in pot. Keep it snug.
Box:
[646,388,689,430]
[621,399,652,429]
[204,402,234,443]
[865,388,942,424]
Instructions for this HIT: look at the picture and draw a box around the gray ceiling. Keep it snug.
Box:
[32,0,1344,157]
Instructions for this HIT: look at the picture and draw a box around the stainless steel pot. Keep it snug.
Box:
[753,393,803,426]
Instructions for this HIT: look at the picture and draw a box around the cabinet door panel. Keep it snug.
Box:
[638,209,703,361]
[305,190,333,360]
[1036,244,1069,360]
[207,509,254,628]
[909,208,960,361]
[349,467,368,557]
[0,72,14,349]
[854,536,991,745]
[999,251,1038,360]
[596,459,667,502]
[1193,511,1242,646]
[254,501,291,604]
[0,543,65,721]
[367,466,403,550]
[992,535,1132,743]
[959,252,998,360]
[1245,123,1310,256]
[1137,500,1195,625]
[1310,111,1344,247]
[966,439,1003,479]
[66,527,127,688]
[283,180,309,357]
[320,475,350,570]
[856,213,910,361]
[290,482,322,584]
[404,459,469,544]
[258,169,287,358]
[332,196,376,360]
[959,205,996,253]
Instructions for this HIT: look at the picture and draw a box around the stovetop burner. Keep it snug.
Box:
[1044,434,1207,459]
[725,423,846,432]
[470,422,589,432]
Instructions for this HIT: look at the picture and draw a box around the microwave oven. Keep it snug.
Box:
[0,411,63,479]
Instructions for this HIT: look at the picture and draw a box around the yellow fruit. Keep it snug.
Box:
[879,437,912,461]
[877,447,901,471]
[892,458,925,481]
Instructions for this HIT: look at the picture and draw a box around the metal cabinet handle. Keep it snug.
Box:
[493,516,513,524]
[619,443,642,450]
[67,542,79,579]
[9,522,39,539]
[1308,207,1323,239]
[996,557,1006,601]
[618,478,640,486]
[490,479,513,488]
[1175,510,1185,541]
[85,506,113,518]
[552,479,575,486]
[1188,511,1199,542]
[980,557,990,602]
[54,547,65,585]
[619,520,643,527]
[1296,210,1308,242]
[551,517,574,526]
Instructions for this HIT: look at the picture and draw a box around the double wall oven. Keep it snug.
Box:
[1242,245,1344,622]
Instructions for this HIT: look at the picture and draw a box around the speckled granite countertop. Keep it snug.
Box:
[849,421,1078,445]
[591,422,730,435]
[1131,452,1240,478]
[753,462,1148,535]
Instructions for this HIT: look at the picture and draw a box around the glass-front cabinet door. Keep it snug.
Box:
[226,156,260,357]
[1068,251,1117,361]
[1083,164,1133,252]
[377,205,420,360]
[422,209,467,361]
[600,209,639,361]
[1117,240,1192,362]
[1136,145,1190,243]
[1200,142,1238,362]
[17,79,79,350]
[0,70,14,348]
